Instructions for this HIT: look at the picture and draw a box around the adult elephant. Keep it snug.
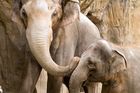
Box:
[20,0,101,93]
[70,40,140,93]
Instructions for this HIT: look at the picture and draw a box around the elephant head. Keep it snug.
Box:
[69,40,127,93]
[20,0,80,76]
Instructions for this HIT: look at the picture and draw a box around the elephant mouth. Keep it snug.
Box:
[87,72,105,82]
[81,75,99,86]
[82,80,88,86]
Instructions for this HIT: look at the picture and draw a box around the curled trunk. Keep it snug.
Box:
[26,23,79,76]
[69,62,88,93]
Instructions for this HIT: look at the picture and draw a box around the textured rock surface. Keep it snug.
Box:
[81,0,140,45]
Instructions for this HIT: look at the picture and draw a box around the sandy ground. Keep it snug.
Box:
[36,69,47,93]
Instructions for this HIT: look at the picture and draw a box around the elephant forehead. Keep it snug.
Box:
[81,52,101,63]
[82,49,99,58]
[36,0,48,8]
[36,0,51,10]
[33,0,55,11]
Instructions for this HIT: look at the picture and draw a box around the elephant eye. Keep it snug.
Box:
[88,60,96,70]
[52,10,57,17]
[21,8,27,18]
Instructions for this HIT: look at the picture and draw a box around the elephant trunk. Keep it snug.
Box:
[26,22,78,76]
[69,62,88,93]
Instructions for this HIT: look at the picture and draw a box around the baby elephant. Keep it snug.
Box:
[69,40,140,93]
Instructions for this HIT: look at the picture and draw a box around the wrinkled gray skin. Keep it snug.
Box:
[20,0,101,93]
[70,40,140,93]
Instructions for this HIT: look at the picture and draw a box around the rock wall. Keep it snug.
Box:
[81,0,140,45]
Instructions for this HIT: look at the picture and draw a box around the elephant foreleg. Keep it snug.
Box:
[33,88,37,93]
[47,74,63,93]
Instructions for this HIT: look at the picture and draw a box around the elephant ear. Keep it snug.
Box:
[60,0,80,26]
[109,50,127,74]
